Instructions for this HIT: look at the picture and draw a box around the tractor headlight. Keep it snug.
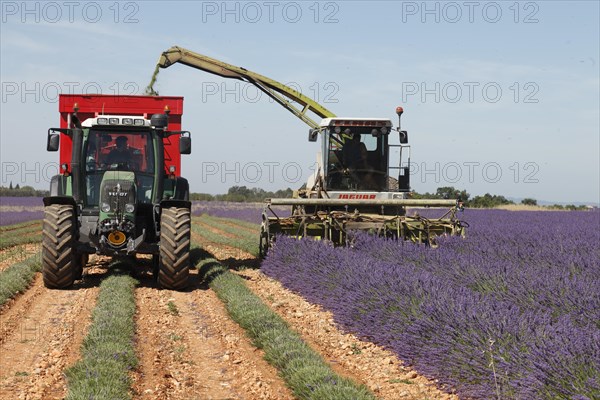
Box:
[125,203,135,213]
[101,202,111,212]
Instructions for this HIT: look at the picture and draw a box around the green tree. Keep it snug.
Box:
[435,186,470,202]
[469,193,514,208]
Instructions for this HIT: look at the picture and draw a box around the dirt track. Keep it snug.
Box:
[0,253,292,400]
[132,266,293,400]
[0,258,105,400]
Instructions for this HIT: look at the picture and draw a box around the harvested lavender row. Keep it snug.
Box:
[261,209,600,399]
[191,201,287,224]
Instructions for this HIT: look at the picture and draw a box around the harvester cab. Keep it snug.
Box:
[43,95,193,290]
[308,117,408,195]
[150,46,466,257]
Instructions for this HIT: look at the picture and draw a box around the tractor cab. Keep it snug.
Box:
[82,117,157,208]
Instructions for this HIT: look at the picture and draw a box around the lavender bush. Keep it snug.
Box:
[0,197,44,226]
[261,209,600,399]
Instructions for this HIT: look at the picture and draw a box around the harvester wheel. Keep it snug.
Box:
[158,207,190,290]
[41,204,77,289]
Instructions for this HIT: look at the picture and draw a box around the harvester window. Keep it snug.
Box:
[326,129,387,191]
[361,134,378,151]
[342,134,365,169]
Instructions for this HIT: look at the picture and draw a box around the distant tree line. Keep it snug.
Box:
[411,186,514,207]
[190,186,294,202]
[0,182,591,210]
[0,184,49,197]
[411,186,590,210]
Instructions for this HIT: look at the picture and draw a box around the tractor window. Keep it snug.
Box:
[93,132,152,172]
[83,129,155,207]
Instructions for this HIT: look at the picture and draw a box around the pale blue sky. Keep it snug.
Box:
[1,1,598,203]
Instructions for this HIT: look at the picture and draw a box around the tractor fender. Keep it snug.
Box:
[43,195,77,208]
[160,199,191,210]
[49,174,69,197]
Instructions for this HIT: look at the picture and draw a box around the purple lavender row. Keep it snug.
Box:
[0,197,45,226]
[261,209,600,399]
[0,196,44,207]
[0,210,44,226]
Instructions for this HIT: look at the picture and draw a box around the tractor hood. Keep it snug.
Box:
[98,171,137,246]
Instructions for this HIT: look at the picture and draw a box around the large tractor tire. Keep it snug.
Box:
[41,204,77,289]
[158,207,190,290]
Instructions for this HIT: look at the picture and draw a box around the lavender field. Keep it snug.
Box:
[0,198,269,226]
[262,209,600,399]
[191,200,286,224]
[0,197,44,226]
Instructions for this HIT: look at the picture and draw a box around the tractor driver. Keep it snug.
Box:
[105,136,135,168]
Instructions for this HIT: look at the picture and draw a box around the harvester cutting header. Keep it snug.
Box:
[152,46,466,254]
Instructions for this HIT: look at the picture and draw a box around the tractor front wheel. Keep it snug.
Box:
[158,207,190,290]
[41,204,77,289]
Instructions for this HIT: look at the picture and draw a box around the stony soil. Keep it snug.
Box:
[131,266,293,400]
[0,243,41,273]
[0,257,105,400]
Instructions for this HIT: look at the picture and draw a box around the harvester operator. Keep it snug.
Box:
[342,131,367,169]
[341,130,379,190]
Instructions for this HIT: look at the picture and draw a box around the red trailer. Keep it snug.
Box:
[58,94,184,176]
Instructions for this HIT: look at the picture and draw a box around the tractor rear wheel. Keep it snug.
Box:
[158,207,190,290]
[41,204,77,289]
